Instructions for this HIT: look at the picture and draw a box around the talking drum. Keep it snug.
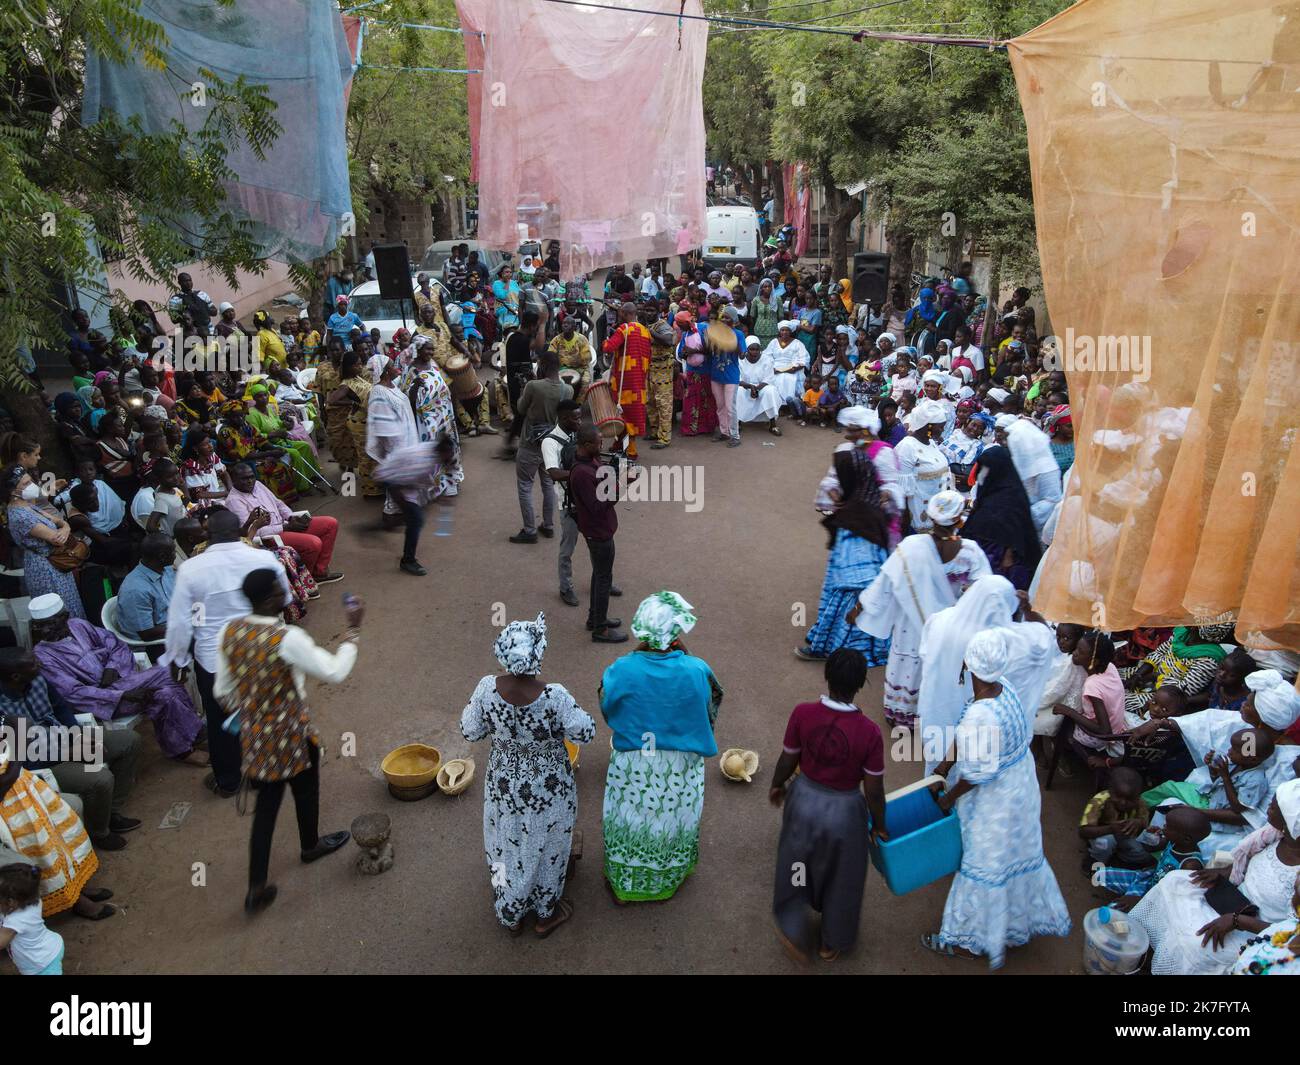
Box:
[706,320,739,353]
[444,354,483,401]
[583,380,625,439]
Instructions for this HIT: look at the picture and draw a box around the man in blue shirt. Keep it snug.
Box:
[116,533,176,646]
[326,294,366,344]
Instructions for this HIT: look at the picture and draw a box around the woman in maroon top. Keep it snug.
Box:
[769,649,888,963]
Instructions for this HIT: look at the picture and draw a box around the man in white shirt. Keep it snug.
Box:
[950,325,985,376]
[214,566,360,915]
[163,509,292,798]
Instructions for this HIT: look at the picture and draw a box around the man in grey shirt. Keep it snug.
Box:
[509,349,573,545]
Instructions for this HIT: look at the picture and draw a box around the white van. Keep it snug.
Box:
[702,206,760,269]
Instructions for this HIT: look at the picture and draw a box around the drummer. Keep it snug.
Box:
[548,315,595,394]
[601,302,651,461]
[415,298,495,437]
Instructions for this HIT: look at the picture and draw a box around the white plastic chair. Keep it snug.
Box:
[101,597,164,655]
[0,595,32,650]
[297,367,318,391]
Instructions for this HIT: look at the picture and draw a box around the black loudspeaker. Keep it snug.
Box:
[851,251,890,306]
[374,243,413,300]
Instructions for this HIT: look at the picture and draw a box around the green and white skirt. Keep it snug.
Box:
[602,749,705,902]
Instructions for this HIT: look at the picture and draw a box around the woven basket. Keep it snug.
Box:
[437,757,476,796]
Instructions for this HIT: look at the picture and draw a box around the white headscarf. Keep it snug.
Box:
[494,612,548,675]
[1246,669,1300,730]
[995,414,1018,431]
[908,398,948,429]
[367,353,392,383]
[922,369,946,385]
[1276,779,1300,836]
[964,628,1010,682]
[837,405,879,432]
[987,387,1011,404]
[745,336,761,349]
[926,489,966,525]
[876,332,896,347]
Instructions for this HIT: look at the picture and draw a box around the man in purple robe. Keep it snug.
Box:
[28,593,205,762]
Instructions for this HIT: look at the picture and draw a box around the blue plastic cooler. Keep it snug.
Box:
[868,777,963,895]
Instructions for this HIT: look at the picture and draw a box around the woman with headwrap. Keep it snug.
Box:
[791,285,823,356]
[401,337,463,498]
[923,629,1072,967]
[799,407,897,664]
[749,277,782,351]
[1121,624,1237,719]
[676,310,718,437]
[763,321,809,418]
[600,592,723,903]
[366,356,425,552]
[215,399,299,503]
[894,400,955,533]
[1044,403,1074,475]
[939,403,987,486]
[246,384,315,493]
[251,310,288,372]
[53,392,97,466]
[461,613,595,936]
[326,352,377,497]
[1130,781,1300,975]
[962,444,1042,590]
[848,491,992,728]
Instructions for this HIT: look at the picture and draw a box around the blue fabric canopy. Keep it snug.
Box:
[83,0,354,263]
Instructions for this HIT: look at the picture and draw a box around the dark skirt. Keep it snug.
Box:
[773,773,871,954]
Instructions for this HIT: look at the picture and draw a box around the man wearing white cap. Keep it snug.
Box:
[736,337,782,435]
[762,321,809,417]
[848,490,991,727]
[894,399,955,533]
[30,592,204,764]
[923,628,1071,967]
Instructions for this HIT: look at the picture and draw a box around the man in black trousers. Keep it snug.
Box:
[567,425,630,643]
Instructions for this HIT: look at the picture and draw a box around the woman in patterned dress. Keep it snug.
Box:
[923,629,1071,968]
[0,715,115,918]
[401,336,463,498]
[599,592,723,903]
[460,614,594,936]
[215,401,299,504]
[3,466,86,619]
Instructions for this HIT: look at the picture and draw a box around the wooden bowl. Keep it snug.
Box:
[381,743,441,790]
[720,748,760,783]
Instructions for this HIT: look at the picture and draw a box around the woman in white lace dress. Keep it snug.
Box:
[460,613,595,937]
[1131,781,1300,975]
[923,629,1072,968]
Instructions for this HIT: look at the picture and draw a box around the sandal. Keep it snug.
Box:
[818,946,841,961]
[83,888,114,903]
[506,920,525,938]
[920,932,978,959]
[534,897,574,938]
[75,902,118,921]
[774,923,810,966]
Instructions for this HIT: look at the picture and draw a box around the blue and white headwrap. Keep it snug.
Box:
[494,612,547,676]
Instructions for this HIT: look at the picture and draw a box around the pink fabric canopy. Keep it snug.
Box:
[457,0,707,276]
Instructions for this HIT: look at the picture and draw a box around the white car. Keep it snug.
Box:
[343,278,455,348]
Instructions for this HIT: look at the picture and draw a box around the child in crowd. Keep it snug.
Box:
[814,376,848,427]
[1053,630,1129,769]
[0,861,64,975]
[1097,804,1210,910]
[1079,767,1153,869]
[1034,622,1087,742]
[1142,727,1277,853]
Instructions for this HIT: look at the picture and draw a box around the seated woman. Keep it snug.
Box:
[179,429,231,509]
[1,715,116,920]
[246,384,316,491]
[1130,781,1300,975]
[1122,625,1235,718]
[93,406,138,503]
[215,400,298,504]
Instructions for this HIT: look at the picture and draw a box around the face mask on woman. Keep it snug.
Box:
[20,482,41,501]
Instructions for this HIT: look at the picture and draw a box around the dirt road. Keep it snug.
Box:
[59,421,1099,974]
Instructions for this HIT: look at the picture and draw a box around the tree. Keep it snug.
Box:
[702,16,775,209]
[0,0,281,451]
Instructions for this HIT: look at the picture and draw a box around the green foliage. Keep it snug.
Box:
[347,0,471,217]
[0,0,282,389]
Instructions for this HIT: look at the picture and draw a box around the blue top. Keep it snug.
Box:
[326,311,365,342]
[116,563,175,639]
[600,650,720,757]
[54,478,125,534]
[697,324,742,384]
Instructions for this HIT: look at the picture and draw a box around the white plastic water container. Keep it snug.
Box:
[1082,906,1149,974]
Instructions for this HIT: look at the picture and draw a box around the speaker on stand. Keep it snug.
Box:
[850,252,890,315]
[373,242,414,330]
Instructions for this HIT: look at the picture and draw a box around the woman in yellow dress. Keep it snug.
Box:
[328,351,378,496]
[253,310,288,373]
[1,718,115,918]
